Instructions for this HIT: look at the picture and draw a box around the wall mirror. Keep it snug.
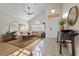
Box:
[67,6,78,26]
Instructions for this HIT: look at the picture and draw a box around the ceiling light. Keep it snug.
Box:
[51,9,55,13]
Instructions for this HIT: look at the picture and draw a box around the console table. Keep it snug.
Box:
[57,30,79,56]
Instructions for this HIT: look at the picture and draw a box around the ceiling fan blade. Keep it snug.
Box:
[24,6,34,15]
[24,10,28,13]
[27,12,34,15]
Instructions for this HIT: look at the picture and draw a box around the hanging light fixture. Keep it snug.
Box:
[51,9,55,13]
[48,9,60,19]
[24,4,34,15]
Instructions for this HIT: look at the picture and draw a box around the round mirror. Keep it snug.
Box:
[67,6,78,26]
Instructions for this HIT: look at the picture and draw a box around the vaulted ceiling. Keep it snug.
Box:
[0,3,48,21]
[0,3,62,21]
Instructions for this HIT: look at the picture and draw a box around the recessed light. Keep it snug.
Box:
[51,9,55,13]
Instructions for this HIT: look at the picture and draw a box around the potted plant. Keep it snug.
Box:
[59,19,65,31]
[6,31,11,35]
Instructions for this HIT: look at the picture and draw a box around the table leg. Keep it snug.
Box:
[60,38,62,55]
[72,38,75,56]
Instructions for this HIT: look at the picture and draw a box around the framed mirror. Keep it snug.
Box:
[67,6,78,26]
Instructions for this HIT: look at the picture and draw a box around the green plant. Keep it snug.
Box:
[6,31,10,35]
[59,19,65,25]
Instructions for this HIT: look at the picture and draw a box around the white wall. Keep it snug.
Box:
[29,11,46,31]
[62,3,79,56]
[29,4,62,38]
[0,12,29,35]
[45,4,62,38]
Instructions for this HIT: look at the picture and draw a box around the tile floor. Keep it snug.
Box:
[32,38,71,56]
[9,38,71,56]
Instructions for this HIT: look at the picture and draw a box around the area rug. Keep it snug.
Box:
[6,37,38,48]
[0,42,20,56]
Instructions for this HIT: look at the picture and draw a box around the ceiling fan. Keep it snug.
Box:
[24,6,34,15]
